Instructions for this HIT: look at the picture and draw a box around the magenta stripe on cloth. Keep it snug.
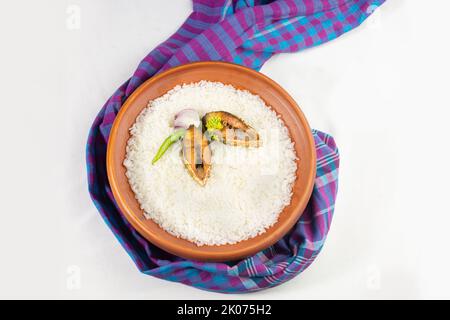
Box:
[86,0,384,293]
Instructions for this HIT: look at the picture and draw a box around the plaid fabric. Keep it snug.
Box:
[87,0,383,293]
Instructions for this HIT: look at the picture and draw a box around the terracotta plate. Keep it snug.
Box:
[107,62,316,262]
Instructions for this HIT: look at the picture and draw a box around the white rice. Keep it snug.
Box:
[124,81,297,246]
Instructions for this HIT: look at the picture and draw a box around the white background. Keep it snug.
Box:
[1,0,449,299]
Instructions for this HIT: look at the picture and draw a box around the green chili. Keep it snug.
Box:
[151,129,186,165]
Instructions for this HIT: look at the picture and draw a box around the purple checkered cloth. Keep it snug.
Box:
[87,0,383,293]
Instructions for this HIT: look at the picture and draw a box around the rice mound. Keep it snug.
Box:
[124,81,297,246]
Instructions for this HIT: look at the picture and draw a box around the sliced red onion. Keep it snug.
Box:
[174,109,200,129]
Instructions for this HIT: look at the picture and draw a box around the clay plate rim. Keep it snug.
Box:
[106,61,316,262]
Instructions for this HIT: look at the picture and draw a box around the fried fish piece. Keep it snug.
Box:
[182,125,212,186]
[202,111,260,147]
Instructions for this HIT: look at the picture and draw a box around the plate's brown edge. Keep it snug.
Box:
[106,61,317,262]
